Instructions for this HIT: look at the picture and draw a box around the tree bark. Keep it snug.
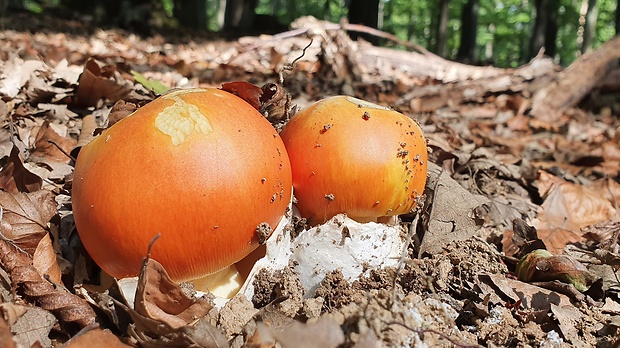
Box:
[529,0,558,59]
[173,0,207,30]
[615,0,619,35]
[529,0,548,58]
[347,0,380,44]
[544,1,558,58]
[456,0,479,63]
[223,0,258,34]
[433,0,450,57]
[582,0,598,53]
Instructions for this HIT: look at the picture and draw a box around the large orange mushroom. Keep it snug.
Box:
[72,88,292,283]
[280,96,427,224]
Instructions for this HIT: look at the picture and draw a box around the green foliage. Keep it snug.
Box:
[10,0,619,67]
[131,71,170,95]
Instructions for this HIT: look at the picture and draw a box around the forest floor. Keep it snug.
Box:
[0,11,620,348]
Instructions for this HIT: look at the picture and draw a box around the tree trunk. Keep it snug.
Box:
[223,0,258,33]
[544,1,558,58]
[456,0,479,63]
[173,0,207,30]
[347,0,380,44]
[433,0,450,57]
[407,6,416,42]
[616,0,619,35]
[582,0,598,53]
[217,0,226,30]
[529,0,547,58]
[528,0,559,59]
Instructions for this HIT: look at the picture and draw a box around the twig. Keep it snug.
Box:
[278,38,314,85]
[342,22,433,56]
[267,21,434,56]
[384,321,481,348]
[47,140,77,162]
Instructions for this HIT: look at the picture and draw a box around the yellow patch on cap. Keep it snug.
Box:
[155,93,213,145]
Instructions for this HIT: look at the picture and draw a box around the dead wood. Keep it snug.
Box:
[530,35,620,122]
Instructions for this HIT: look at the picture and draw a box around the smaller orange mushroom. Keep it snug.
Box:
[280,96,428,224]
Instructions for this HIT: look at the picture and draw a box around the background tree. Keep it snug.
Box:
[431,0,450,56]
[347,0,381,44]
[173,0,207,30]
[456,0,479,63]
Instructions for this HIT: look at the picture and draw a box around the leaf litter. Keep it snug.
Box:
[0,12,618,348]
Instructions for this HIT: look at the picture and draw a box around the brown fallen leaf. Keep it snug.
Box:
[71,114,99,161]
[31,121,77,163]
[534,170,615,233]
[0,189,61,282]
[0,145,42,194]
[61,327,132,348]
[118,239,227,347]
[0,238,97,329]
[550,304,589,348]
[0,189,56,248]
[134,258,213,329]
[536,227,584,255]
[480,273,573,311]
[501,219,547,258]
[74,58,132,107]
[0,303,28,326]
[108,100,137,127]
[0,315,16,348]
[11,305,56,348]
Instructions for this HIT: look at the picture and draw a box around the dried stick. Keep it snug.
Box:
[0,238,97,329]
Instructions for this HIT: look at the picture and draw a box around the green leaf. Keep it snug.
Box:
[131,71,170,95]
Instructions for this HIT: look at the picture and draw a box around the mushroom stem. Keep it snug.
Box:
[192,264,244,299]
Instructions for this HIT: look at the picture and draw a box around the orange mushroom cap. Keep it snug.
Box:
[72,88,292,281]
[280,96,427,224]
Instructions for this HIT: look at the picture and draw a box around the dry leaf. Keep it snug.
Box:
[134,257,213,329]
[481,273,573,310]
[536,227,584,255]
[74,58,132,107]
[221,81,263,110]
[32,233,62,284]
[0,145,43,194]
[534,171,615,233]
[121,249,227,347]
[0,303,27,325]
[419,162,488,256]
[0,189,57,252]
[61,328,132,348]
[0,315,16,348]
[11,306,56,348]
[0,57,47,98]
[0,189,59,282]
[0,239,97,329]
[108,100,137,127]
[550,304,589,348]
[76,114,98,149]
[31,121,77,163]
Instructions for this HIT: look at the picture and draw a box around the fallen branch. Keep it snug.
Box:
[530,35,620,122]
